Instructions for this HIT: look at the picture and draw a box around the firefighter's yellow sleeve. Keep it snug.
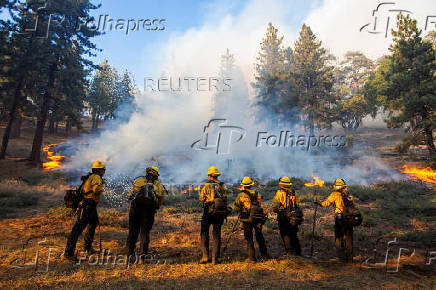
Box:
[154,181,166,206]
[199,183,210,203]
[82,174,106,203]
[321,191,344,214]
[128,178,146,199]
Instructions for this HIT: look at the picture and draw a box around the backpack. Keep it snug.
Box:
[341,193,362,227]
[134,178,158,208]
[208,182,229,218]
[244,191,267,225]
[284,189,304,226]
[64,173,91,211]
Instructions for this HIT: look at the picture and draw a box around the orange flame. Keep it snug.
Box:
[304,176,325,187]
[43,143,66,170]
[401,165,436,184]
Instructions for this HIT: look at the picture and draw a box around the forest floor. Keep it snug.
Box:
[0,124,435,289]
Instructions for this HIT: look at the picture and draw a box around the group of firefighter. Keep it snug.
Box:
[64,161,359,264]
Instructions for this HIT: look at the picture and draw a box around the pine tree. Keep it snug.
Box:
[27,0,101,165]
[293,24,335,134]
[252,23,288,128]
[212,48,250,126]
[334,51,376,132]
[381,14,435,156]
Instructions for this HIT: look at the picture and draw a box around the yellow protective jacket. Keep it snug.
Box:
[82,173,106,203]
[199,179,228,204]
[234,189,262,215]
[272,188,300,212]
[321,190,347,214]
[128,177,166,206]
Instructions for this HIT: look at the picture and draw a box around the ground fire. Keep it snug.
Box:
[42,143,66,170]
[400,165,436,184]
[304,176,325,187]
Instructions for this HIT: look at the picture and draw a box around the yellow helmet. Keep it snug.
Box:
[92,160,106,169]
[207,166,220,176]
[334,179,346,186]
[146,166,159,176]
[334,179,346,190]
[279,176,292,187]
[241,176,254,187]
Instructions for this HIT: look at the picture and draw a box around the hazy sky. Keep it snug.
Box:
[85,0,435,89]
[2,0,435,88]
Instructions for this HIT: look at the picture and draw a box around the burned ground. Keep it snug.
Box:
[0,126,435,289]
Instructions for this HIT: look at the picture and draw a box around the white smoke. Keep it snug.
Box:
[64,0,414,187]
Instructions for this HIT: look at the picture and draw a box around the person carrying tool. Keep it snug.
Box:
[317,178,355,262]
[127,166,166,262]
[199,166,229,264]
[234,176,268,262]
[64,161,107,261]
[272,176,302,256]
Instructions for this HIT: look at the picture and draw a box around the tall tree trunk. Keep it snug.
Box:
[0,80,23,159]
[29,94,50,165]
[55,122,58,134]
[424,126,435,156]
[65,119,71,136]
[29,63,56,166]
[10,110,22,139]
[48,116,55,135]
[91,110,99,132]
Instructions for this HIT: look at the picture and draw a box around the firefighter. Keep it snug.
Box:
[318,178,354,262]
[234,177,268,262]
[272,176,302,256]
[199,166,228,264]
[64,161,106,261]
[127,166,166,262]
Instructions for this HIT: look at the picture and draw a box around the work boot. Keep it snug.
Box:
[260,253,271,261]
[212,257,221,265]
[84,247,99,255]
[199,254,210,264]
[62,254,78,263]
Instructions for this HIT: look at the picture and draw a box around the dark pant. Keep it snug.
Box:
[65,200,99,256]
[335,215,353,261]
[278,214,301,255]
[127,205,156,257]
[242,222,268,260]
[200,210,224,260]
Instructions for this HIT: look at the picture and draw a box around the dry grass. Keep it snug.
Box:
[0,125,435,288]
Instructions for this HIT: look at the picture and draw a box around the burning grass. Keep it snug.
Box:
[0,163,435,288]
